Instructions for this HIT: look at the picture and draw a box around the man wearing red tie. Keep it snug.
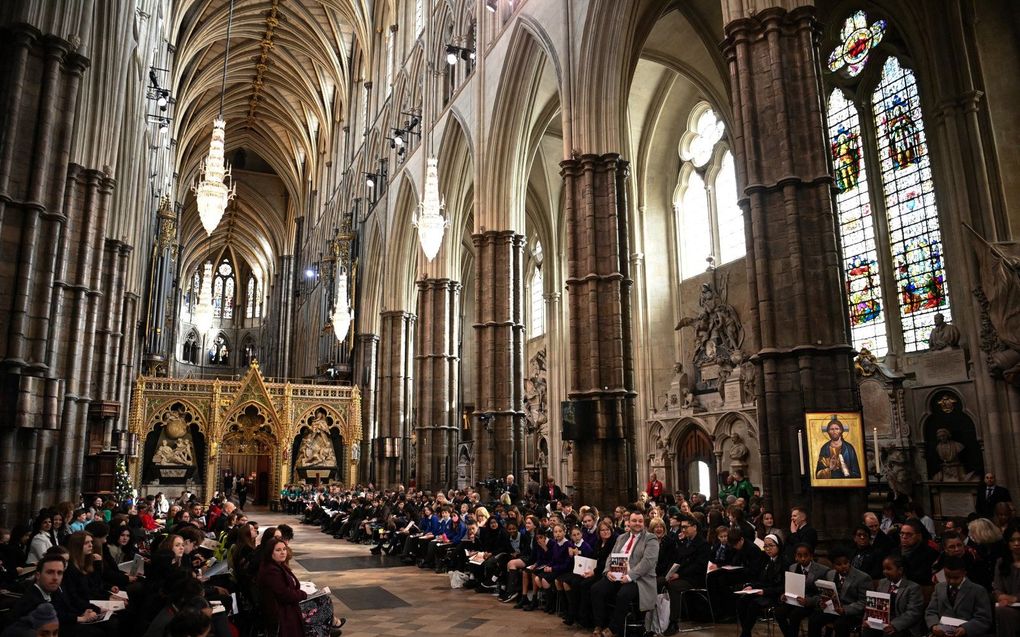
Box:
[590,511,660,637]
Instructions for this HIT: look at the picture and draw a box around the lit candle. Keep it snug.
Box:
[797,429,806,476]
[874,427,881,473]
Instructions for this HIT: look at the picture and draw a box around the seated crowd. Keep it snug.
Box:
[297,471,1020,637]
[0,490,346,637]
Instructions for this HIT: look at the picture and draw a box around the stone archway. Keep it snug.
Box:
[219,404,279,506]
[674,422,715,499]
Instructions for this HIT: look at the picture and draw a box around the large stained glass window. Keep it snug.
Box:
[872,56,949,351]
[676,104,745,279]
[213,259,235,320]
[530,242,545,337]
[827,88,887,355]
[246,276,256,319]
[826,12,951,356]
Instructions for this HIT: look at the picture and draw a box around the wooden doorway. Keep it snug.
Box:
[675,425,715,498]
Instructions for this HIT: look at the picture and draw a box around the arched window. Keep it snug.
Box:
[530,242,545,337]
[676,105,745,280]
[826,11,950,356]
[246,275,257,319]
[213,259,235,320]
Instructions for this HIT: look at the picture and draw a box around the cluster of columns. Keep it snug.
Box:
[0,26,138,524]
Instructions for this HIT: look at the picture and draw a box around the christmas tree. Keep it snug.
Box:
[114,456,132,502]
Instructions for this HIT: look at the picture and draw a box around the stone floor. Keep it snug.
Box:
[256,511,749,637]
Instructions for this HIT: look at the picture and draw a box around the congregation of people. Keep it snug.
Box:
[296,470,1020,637]
[0,490,345,637]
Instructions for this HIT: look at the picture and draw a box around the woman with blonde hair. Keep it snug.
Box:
[969,517,1007,589]
[474,506,490,527]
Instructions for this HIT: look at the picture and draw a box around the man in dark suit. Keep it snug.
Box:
[807,547,871,637]
[896,520,938,586]
[662,516,712,635]
[924,556,992,637]
[12,553,102,630]
[777,543,830,637]
[976,473,1012,518]
[786,507,818,561]
[501,474,520,503]
[537,476,565,509]
[864,555,925,637]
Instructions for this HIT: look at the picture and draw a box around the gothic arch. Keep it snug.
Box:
[294,403,352,442]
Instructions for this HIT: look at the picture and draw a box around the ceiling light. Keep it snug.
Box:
[393,132,404,146]
[366,175,375,188]
[446,49,458,66]
[332,265,352,343]
[157,91,169,109]
[305,268,315,279]
[193,262,216,341]
[412,157,447,261]
[486,0,497,12]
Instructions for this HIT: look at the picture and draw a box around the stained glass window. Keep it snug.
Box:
[827,88,887,356]
[681,108,725,168]
[213,259,234,320]
[680,171,711,278]
[246,276,256,319]
[873,56,950,352]
[828,11,887,78]
[715,152,745,264]
[531,267,545,337]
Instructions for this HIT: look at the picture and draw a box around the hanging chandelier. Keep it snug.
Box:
[413,157,447,261]
[194,118,235,235]
[332,264,352,343]
[193,261,216,341]
[192,0,237,236]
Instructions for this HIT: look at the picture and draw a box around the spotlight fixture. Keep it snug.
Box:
[305,268,316,279]
[485,0,497,12]
[393,132,404,146]
[445,44,475,65]
[157,90,169,110]
[365,174,375,189]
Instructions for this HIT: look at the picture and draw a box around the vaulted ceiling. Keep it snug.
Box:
[171,0,370,282]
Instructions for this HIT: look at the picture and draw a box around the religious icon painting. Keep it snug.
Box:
[805,411,867,488]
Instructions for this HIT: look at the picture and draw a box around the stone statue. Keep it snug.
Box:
[675,277,744,366]
[928,313,961,350]
[164,409,188,439]
[154,441,176,464]
[882,448,915,497]
[523,348,548,433]
[970,231,1020,386]
[299,411,336,467]
[855,348,879,377]
[932,427,975,482]
[171,438,194,465]
[739,356,757,405]
[728,432,750,473]
[665,363,694,411]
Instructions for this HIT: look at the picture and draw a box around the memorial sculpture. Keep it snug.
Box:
[298,410,337,468]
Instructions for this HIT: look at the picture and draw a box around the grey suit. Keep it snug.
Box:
[872,578,925,637]
[777,562,831,637]
[807,567,871,637]
[590,530,660,635]
[925,578,993,637]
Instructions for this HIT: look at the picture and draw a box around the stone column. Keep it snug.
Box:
[0,25,89,524]
[414,278,461,492]
[143,198,177,374]
[722,4,862,530]
[354,333,379,482]
[376,310,414,488]
[472,231,525,484]
[560,154,636,509]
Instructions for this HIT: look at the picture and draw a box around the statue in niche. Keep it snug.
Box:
[739,356,757,405]
[172,438,194,465]
[154,441,176,464]
[932,427,976,482]
[855,348,880,377]
[664,363,694,411]
[883,449,915,497]
[675,274,744,367]
[928,313,961,350]
[153,434,195,466]
[298,409,336,468]
[523,348,548,434]
[728,431,750,474]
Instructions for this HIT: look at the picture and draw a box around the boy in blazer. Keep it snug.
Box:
[590,511,660,637]
[807,548,871,637]
[864,555,925,637]
[777,543,831,637]
[924,556,992,637]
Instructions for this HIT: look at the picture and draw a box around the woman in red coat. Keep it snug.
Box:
[256,538,307,636]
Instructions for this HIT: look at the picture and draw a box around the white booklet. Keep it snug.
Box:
[665,563,681,579]
[607,553,629,581]
[735,588,764,595]
[784,572,806,606]
[865,590,891,629]
[468,552,486,565]
[573,556,597,575]
[90,599,126,612]
[816,579,841,615]
[938,616,966,636]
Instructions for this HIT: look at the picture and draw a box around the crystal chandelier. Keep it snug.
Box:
[193,118,235,235]
[192,0,236,236]
[193,262,216,341]
[331,264,352,343]
[412,157,447,261]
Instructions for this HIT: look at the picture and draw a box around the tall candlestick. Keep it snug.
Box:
[874,427,881,473]
[797,429,806,476]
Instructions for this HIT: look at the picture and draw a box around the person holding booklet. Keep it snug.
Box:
[557,525,594,625]
[806,547,870,637]
[992,522,1020,637]
[590,510,659,637]
[924,556,992,637]
[735,534,787,637]
[862,555,925,637]
[660,515,712,636]
[776,543,829,637]
[558,521,614,629]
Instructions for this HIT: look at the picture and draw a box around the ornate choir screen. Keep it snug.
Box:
[128,361,361,503]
